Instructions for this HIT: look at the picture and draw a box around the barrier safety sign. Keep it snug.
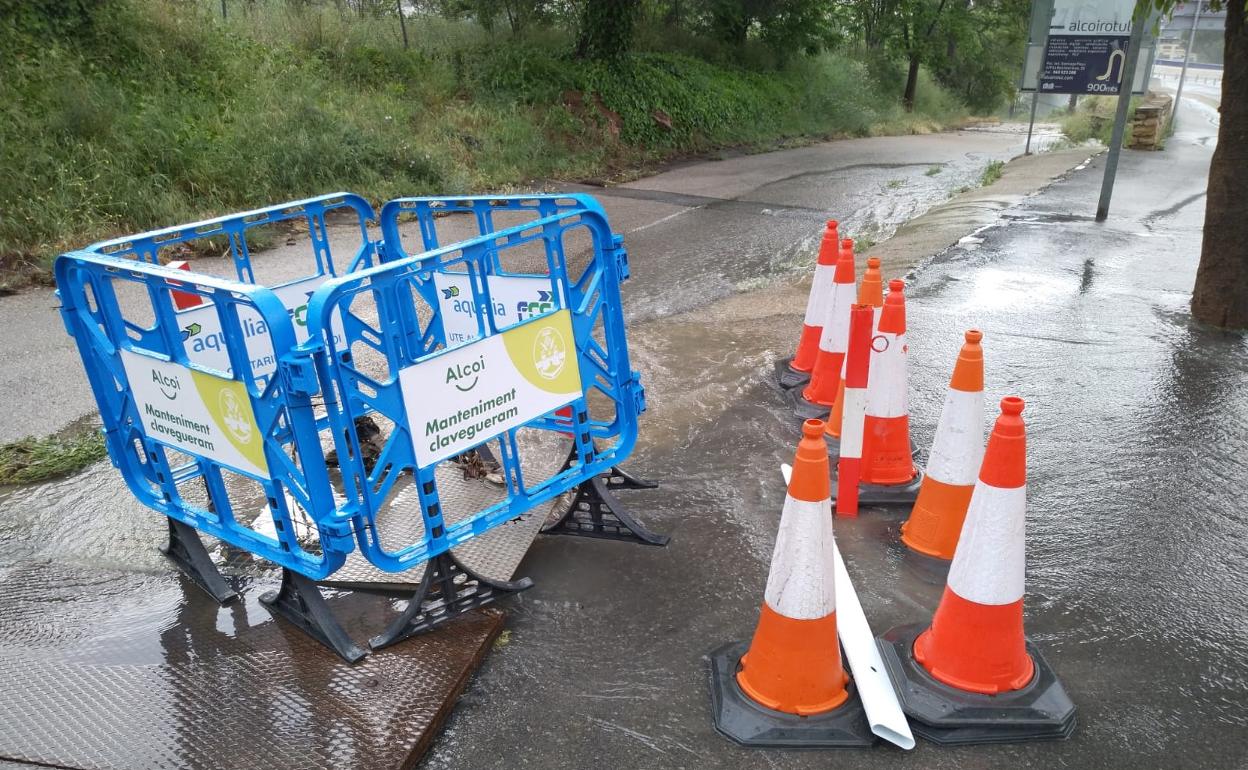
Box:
[120,349,270,478]
[432,272,556,345]
[404,309,581,467]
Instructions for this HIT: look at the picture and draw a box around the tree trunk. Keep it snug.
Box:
[575,0,639,59]
[903,54,921,112]
[1191,0,1248,328]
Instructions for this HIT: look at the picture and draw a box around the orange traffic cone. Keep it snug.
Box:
[795,238,856,419]
[709,420,873,747]
[167,260,205,309]
[779,222,840,389]
[877,397,1076,745]
[900,330,986,559]
[825,257,884,445]
[837,279,922,505]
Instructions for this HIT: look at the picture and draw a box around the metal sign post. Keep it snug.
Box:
[1095,13,1148,221]
[1171,0,1205,126]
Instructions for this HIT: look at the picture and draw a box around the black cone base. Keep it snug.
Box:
[775,357,812,390]
[876,623,1077,746]
[829,471,924,506]
[708,641,876,748]
[788,386,834,421]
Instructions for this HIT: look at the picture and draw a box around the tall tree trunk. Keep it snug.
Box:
[1191,0,1248,328]
[903,54,921,112]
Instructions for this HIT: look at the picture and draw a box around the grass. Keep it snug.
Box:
[926,165,943,176]
[0,0,971,289]
[979,160,1005,187]
[0,427,107,486]
[1060,96,1140,146]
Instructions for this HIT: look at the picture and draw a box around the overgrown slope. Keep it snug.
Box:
[0,1,967,287]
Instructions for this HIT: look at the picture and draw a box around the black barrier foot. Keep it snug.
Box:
[876,623,1077,746]
[542,475,670,546]
[160,518,238,605]
[708,641,876,747]
[261,569,368,664]
[369,552,533,651]
[602,463,659,491]
[774,357,811,391]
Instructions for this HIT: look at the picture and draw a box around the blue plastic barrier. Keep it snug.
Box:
[54,252,354,578]
[304,204,644,572]
[86,194,379,388]
[55,192,657,660]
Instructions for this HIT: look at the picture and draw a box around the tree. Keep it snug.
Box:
[1142,0,1247,328]
[897,0,953,110]
[575,0,640,59]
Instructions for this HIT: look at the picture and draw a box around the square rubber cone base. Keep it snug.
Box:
[708,641,876,748]
[789,387,834,421]
[876,623,1077,746]
[830,471,924,506]
[775,357,811,390]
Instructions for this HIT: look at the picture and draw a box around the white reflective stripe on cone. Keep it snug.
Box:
[764,494,837,620]
[840,388,869,459]
[924,388,986,485]
[946,483,1026,605]
[817,281,857,352]
[866,332,908,419]
[802,264,833,325]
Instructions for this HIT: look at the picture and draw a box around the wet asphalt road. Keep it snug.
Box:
[420,101,1247,769]
[0,104,1240,768]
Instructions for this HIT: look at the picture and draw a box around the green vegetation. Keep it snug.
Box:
[1060,97,1118,145]
[1060,96,1141,147]
[979,160,1005,187]
[926,165,943,176]
[0,0,1032,288]
[0,428,107,486]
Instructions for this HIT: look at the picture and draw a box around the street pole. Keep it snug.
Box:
[1095,13,1147,222]
[397,0,410,49]
[1024,90,1041,155]
[1171,0,1203,127]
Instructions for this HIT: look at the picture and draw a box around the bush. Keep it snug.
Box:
[1060,96,1135,146]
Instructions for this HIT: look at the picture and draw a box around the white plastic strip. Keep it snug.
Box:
[947,483,1026,605]
[781,464,915,750]
[802,264,833,325]
[763,495,837,619]
[924,388,986,484]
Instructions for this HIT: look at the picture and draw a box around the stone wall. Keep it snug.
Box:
[1129,93,1174,151]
